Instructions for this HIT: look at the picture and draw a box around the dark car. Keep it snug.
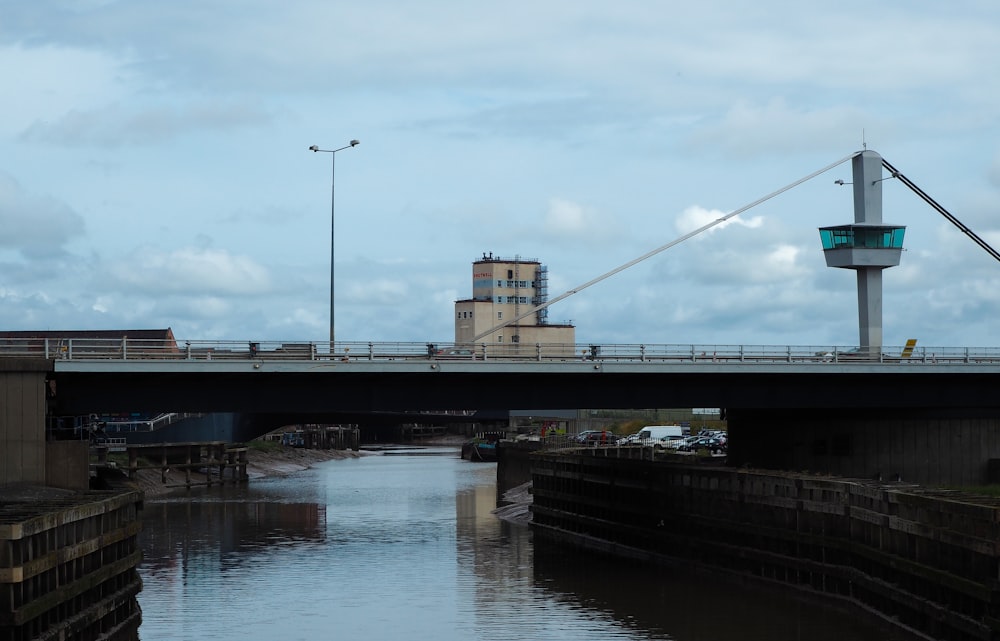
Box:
[574,430,617,445]
[676,437,727,454]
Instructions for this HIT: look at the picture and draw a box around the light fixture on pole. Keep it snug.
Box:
[309,140,360,348]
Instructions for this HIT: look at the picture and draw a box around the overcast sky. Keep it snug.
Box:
[2,1,999,350]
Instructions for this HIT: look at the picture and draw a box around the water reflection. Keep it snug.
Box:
[530,543,893,641]
[138,447,888,641]
[141,499,326,571]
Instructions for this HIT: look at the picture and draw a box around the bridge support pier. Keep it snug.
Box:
[0,358,89,489]
[727,407,1000,486]
[1,359,50,487]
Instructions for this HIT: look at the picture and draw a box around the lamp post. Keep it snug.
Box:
[309,140,359,348]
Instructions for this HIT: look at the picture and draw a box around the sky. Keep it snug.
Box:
[1,1,999,351]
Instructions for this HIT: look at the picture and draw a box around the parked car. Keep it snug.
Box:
[692,430,727,445]
[657,435,687,448]
[676,437,727,454]
[663,435,699,450]
[575,430,617,445]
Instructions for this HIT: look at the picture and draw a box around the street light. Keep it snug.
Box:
[309,140,359,348]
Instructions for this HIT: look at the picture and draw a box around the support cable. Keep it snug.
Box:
[471,151,862,343]
[881,157,1000,263]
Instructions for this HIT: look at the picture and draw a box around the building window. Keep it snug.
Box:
[456,312,461,319]
[497,336,503,343]
[512,335,520,343]
[507,269,514,279]
[497,311,503,320]
[497,280,502,287]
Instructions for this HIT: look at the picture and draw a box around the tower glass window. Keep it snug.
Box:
[819,225,905,250]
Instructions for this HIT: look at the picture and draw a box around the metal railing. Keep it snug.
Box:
[102,413,202,432]
[3,336,1000,365]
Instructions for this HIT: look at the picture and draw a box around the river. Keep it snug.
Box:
[136,445,891,641]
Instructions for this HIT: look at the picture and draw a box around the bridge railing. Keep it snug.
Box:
[3,336,1000,364]
[102,412,203,432]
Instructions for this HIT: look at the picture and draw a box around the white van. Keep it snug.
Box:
[621,425,684,447]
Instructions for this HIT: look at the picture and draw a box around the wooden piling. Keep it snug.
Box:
[126,442,249,490]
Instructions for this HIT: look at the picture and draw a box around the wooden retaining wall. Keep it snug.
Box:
[126,442,248,489]
[530,448,1000,641]
[0,488,143,641]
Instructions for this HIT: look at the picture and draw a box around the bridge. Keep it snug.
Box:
[19,337,1000,414]
[3,335,1000,489]
[5,148,1000,489]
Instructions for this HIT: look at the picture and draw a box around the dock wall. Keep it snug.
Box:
[727,408,1000,487]
[528,448,1000,641]
[45,440,90,491]
[0,488,144,641]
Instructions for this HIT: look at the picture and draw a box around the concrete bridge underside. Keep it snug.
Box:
[48,366,1000,415]
[6,360,1000,487]
[49,364,1000,486]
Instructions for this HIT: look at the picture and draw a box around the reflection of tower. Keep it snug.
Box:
[818,150,906,353]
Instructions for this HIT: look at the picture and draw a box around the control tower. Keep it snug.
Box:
[818,150,906,354]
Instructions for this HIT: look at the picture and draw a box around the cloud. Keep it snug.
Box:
[675,205,763,236]
[219,205,305,227]
[343,278,408,305]
[413,95,661,144]
[0,44,130,134]
[685,99,876,156]
[19,101,275,147]
[544,198,592,235]
[0,1,998,350]
[0,173,85,258]
[540,197,625,245]
[990,153,1000,188]
[105,247,272,295]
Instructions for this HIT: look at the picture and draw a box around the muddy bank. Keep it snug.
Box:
[129,438,471,499]
[130,446,369,499]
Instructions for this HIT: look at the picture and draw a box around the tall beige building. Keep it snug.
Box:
[454,253,575,349]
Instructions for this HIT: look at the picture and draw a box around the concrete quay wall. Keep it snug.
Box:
[0,487,144,641]
[524,448,1000,641]
[727,408,1000,488]
[0,360,50,487]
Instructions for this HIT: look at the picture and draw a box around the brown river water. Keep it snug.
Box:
[136,445,894,641]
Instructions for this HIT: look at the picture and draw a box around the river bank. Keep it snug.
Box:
[130,446,368,499]
[131,436,471,499]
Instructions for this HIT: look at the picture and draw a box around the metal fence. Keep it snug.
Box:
[2,336,1000,365]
